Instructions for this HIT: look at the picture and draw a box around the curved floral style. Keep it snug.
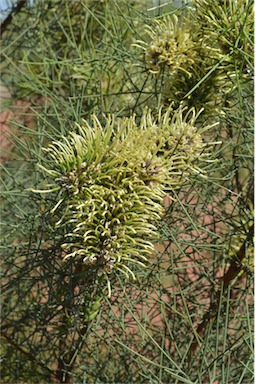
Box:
[32,106,214,295]
[134,15,197,75]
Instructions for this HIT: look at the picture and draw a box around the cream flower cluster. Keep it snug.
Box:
[134,15,197,75]
[33,106,212,295]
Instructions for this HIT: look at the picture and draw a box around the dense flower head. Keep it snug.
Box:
[134,15,197,75]
[133,12,226,115]
[33,106,212,295]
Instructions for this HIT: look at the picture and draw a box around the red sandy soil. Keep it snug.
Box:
[0,100,35,162]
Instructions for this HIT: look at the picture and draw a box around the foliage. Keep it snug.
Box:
[0,0,254,383]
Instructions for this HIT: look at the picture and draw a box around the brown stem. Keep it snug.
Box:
[189,223,254,354]
[56,263,92,383]
[56,325,88,384]
[56,337,73,384]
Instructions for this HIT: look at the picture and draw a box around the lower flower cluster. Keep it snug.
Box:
[33,106,213,293]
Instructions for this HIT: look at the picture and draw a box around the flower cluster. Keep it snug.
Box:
[33,106,212,294]
[134,15,197,75]
[133,13,226,115]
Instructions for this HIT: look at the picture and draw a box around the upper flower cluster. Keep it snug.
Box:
[134,15,197,75]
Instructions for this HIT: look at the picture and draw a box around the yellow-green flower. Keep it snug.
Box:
[32,105,213,296]
[134,15,198,75]
[133,12,225,115]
